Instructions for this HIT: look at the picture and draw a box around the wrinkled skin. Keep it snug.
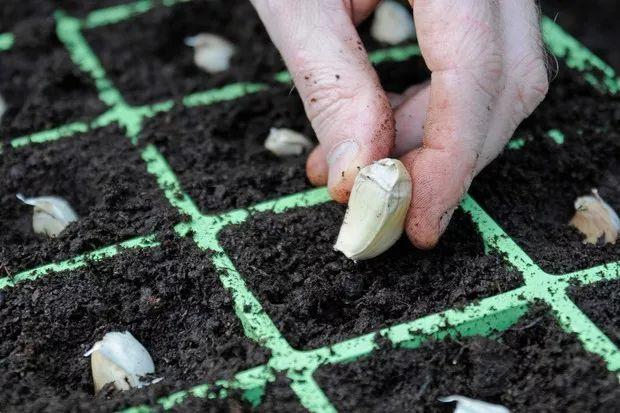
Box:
[250,0,549,249]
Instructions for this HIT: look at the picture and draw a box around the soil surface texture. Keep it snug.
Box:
[470,61,620,274]
[220,203,523,350]
[315,307,620,412]
[0,16,105,139]
[142,86,315,213]
[0,125,178,274]
[0,233,269,412]
[569,279,620,347]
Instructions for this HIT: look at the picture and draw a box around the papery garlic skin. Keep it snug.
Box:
[371,0,415,45]
[0,94,6,122]
[84,331,156,393]
[17,194,78,238]
[439,395,510,413]
[185,33,235,74]
[570,189,619,245]
[264,127,313,156]
[335,158,412,260]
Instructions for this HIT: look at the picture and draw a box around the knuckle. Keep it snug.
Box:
[507,54,549,118]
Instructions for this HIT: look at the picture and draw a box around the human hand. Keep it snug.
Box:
[250,0,549,249]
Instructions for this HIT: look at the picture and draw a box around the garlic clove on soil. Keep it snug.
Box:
[16,193,78,238]
[0,93,6,122]
[569,189,620,245]
[84,331,158,393]
[185,33,235,74]
[334,158,412,261]
[264,127,314,156]
[371,0,415,45]
[439,395,510,413]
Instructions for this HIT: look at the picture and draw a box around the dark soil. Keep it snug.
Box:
[568,279,620,347]
[469,62,620,274]
[314,307,620,412]
[83,0,284,105]
[141,86,315,213]
[542,0,620,70]
[0,233,269,413]
[0,16,106,140]
[220,203,524,350]
[0,125,178,274]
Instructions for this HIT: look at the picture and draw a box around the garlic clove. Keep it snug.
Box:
[371,0,415,45]
[439,395,510,413]
[569,189,620,245]
[185,33,235,74]
[264,127,314,156]
[17,193,78,238]
[334,158,412,260]
[0,94,6,122]
[84,331,157,393]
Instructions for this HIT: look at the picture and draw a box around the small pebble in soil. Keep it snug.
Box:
[16,193,78,238]
[335,158,412,260]
[371,0,415,45]
[85,331,159,393]
[570,188,619,245]
[439,395,509,413]
[185,33,235,74]
[264,127,314,157]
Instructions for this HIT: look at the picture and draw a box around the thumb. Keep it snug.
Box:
[251,0,394,202]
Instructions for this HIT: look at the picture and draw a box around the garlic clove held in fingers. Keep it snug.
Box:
[570,189,620,245]
[85,331,158,393]
[17,193,78,237]
[371,0,415,45]
[185,33,235,74]
[335,158,412,261]
[264,127,313,156]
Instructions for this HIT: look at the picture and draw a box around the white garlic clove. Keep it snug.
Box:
[17,193,78,238]
[334,158,412,261]
[84,331,158,393]
[0,93,6,122]
[569,189,620,245]
[185,33,235,74]
[371,0,415,45]
[264,127,314,156]
[439,395,510,413]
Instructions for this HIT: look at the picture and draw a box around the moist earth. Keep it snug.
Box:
[568,279,620,347]
[0,233,269,412]
[220,203,523,350]
[314,307,620,412]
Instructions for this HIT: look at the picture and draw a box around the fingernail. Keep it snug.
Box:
[327,140,360,186]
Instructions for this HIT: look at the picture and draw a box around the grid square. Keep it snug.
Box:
[568,279,620,347]
[0,235,270,411]
[0,17,105,140]
[0,124,178,274]
[219,203,524,350]
[314,307,620,412]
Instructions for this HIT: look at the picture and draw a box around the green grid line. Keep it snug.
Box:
[0,32,14,51]
[2,2,620,412]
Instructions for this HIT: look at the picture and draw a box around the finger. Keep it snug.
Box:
[404,0,503,249]
[251,0,394,202]
[308,82,430,180]
[350,0,382,25]
[306,146,328,186]
[392,82,430,156]
[476,0,549,172]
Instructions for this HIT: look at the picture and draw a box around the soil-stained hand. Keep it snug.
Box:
[250,0,549,249]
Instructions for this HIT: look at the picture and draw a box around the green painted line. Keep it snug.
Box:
[369,43,421,65]
[55,12,127,107]
[83,0,195,28]
[547,128,565,145]
[0,32,14,51]
[0,235,159,290]
[542,16,619,94]
[141,144,203,220]
[288,371,337,413]
[547,292,620,372]
[559,262,620,286]
[183,83,268,107]
[10,122,89,148]
[507,137,526,150]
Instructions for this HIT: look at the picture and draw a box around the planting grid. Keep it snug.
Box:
[1,1,620,411]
